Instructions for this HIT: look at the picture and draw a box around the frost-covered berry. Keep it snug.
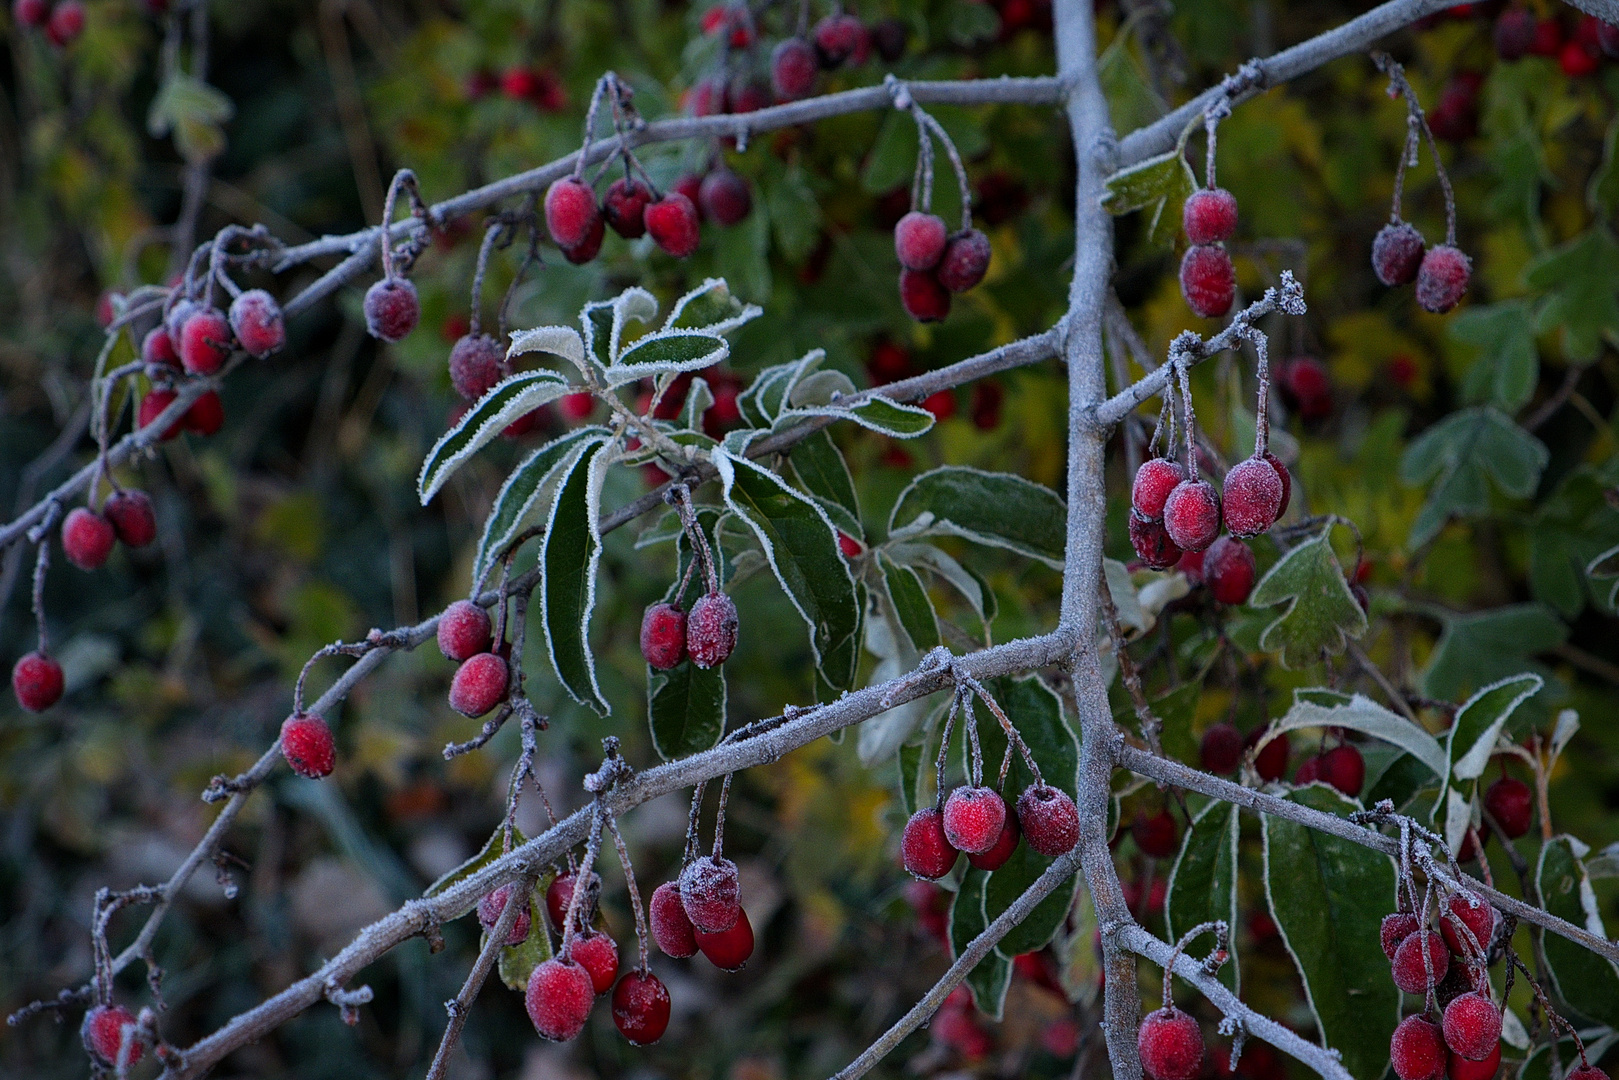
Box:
[771,37,818,100]
[936,229,991,293]
[1183,188,1238,246]
[695,907,754,970]
[966,812,1020,871]
[1483,777,1531,838]
[12,651,64,713]
[449,652,509,716]
[900,269,951,322]
[1451,1042,1501,1080]
[650,881,698,957]
[561,214,606,264]
[478,883,533,945]
[438,600,493,662]
[1016,783,1079,856]
[1200,723,1244,773]
[138,389,182,441]
[1440,892,1496,959]
[281,711,335,778]
[1381,912,1422,960]
[104,489,157,548]
[901,807,958,878]
[1249,728,1289,781]
[1373,222,1427,287]
[612,970,671,1044]
[229,289,285,358]
[1222,456,1283,538]
[13,0,47,26]
[449,333,504,401]
[1442,992,1501,1062]
[646,193,702,258]
[1163,479,1221,553]
[573,931,619,993]
[45,0,84,46]
[364,279,420,342]
[603,178,653,239]
[1137,1007,1204,1080]
[1568,1067,1612,1080]
[894,212,948,271]
[525,958,595,1041]
[1416,245,1471,314]
[640,603,687,670]
[141,327,179,368]
[699,169,752,227]
[83,1005,144,1066]
[1180,245,1235,318]
[942,786,1007,855]
[1279,357,1332,421]
[1203,536,1255,605]
[180,308,233,375]
[687,592,738,668]
[1128,510,1182,570]
[62,507,115,570]
[545,178,601,250]
[1392,930,1449,993]
[813,12,865,66]
[1132,458,1186,521]
[1132,811,1178,858]
[680,854,741,933]
[165,297,199,342]
[1391,1014,1447,1080]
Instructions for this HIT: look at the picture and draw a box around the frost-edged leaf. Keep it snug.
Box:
[889,467,1066,568]
[1447,674,1542,782]
[418,371,574,503]
[712,449,862,693]
[1536,837,1619,1026]
[1103,558,1148,635]
[602,331,729,388]
[1273,690,1448,780]
[1399,408,1549,548]
[741,350,826,427]
[665,278,762,335]
[879,553,940,654]
[1247,525,1367,668]
[1166,800,1240,992]
[787,369,858,408]
[540,438,614,714]
[889,543,994,631]
[1525,226,1619,363]
[1101,147,1196,247]
[648,661,727,761]
[507,325,588,375]
[790,430,861,535]
[1419,603,1567,701]
[475,428,609,581]
[495,886,554,991]
[1529,465,1619,618]
[1450,302,1539,411]
[788,396,936,439]
[1261,785,1400,1080]
[636,509,684,549]
[679,377,715,432]
[951,868,1011,1020]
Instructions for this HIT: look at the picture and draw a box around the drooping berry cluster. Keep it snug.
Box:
[12,0,86,47]
[1135,924,1231,1080]
[891,101,991,323]
[639,486,739,672]
[1178,110,1238,319]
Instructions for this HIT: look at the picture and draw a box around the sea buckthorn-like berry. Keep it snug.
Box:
[363,279,420,342]
[62,507,116,570]
[1373,222,1427,287]
[680,854,742,933]
[813,12,865,66]
[573,931,619,993]
[1163,480,1222,553]
[687,592,738,668]
[1483,776,1531,838]
[1129,510,1182,570]
[894,211,948,271]
[103,490,157,548]
[1132,458,1186,521]
[1200,722,1243,773]
[646,193,702,258]
[1442,992,1502,1062]
[1249,728,1289,781]
[1203,536,1255,606]
[1222,456,1284,537]
[936,229,991,293]
[1263,450,1292,517]
[695,907,754,970]
[449,333,504,401]
[83,1005,144,1066]
[1391,1014,1448,1080]
[449,652,509,717]
[1449,1041,1501,1080]
[478,883,532,945]
[612,971,671,1044]
[180,308,233,375]
[437,600,493,662]
[1183,188,1238,246]
[1137,1007,1204,1080]
[229,289,286,358]
[12,651,64,713]
[901,807,958,879]
[1416,245,1471,314]
[650,881,698,957]
[545,178,600,250]
[1392,930,1449,994]
[1179,245,1235,318]
[942,786,1008,855]
[280,711,335,778]
[1279,357,1333,422]
[640,602,687,669]
[1016,783,1079,856]
[14,0,48,27]
[603,178,653,239]
[525,958,595,1042]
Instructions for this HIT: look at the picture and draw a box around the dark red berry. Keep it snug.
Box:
[180,308,233,375]
[438,601,493,662]
[699,169,752,226]
[680,854,741,933]
[1180,244,1235,318]
[1132,457,1186,521]
[1318,745,1365,797]
[936,229,991,293]
[45,0,84,45]
[281,711,335,778]
[1295,756,1323,785]
[771,37,818,100]
[673,174,705,215]
[449,333,503,402]
[1494,7,1536,58]
[62,507,115,570]
[1222,457,1283,537]
[573,931,619,993]
[83,1005,144,1066]
[103,490,157,548]
[612,971,671,1044]
[646,192,702,257]
[942,786,1008,855]
[364,279,420,342]
[1391,1014,1447,1080]
[1263,450,1292,517]
[449,652,509,716]
[545,178,600,250]
[603,178,653,239]
[1561,38,1601,76]
[1177,548,1204,586]
[687,591,738,668]
[813,13,865,66]
[1449,1041,1500,1080]
[478,883,533,945]
[1440,892,1495,959]
[561,214,606,264]
[901,807,958,878]
[1568,1068,1612,1080]
[966,812,1020,871]
[1128,509,1182,570]
[139,389,182,441]
[13,0,47,27]
[1392,930,1449,993]
[184,390,224,435]
[695,907,754,970]
[1133,811,1179,859]
[1600,20,1619,57]
[1417,245,1471,314]
[229,289,285,358]
[1016,783,1079,856]
[1483,776,1531,838]
[650,881,698,957]
[1247,728,1288,781]
[546,872,596,933]
[1183,188,1238,246]
[525,958,595,1042]
[899,269,951,322]
[1442,992,1501,1061]
[1200,723,1243,773]
[1279,356,1332,421]
[871,16,907,60]
[1137,1007,1204,1080]
[640,603,687,669]
[1203,536,1255,605]
[1163,479,1221,553]
[1381,912,1422,959]
[141,327,179,368]
[12,651,64,713]
[894,212,948,271]
[1373,222,1427,287]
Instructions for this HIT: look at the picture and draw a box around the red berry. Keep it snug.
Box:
[936,229,991,293]
[871,17,908,60]
[62,507,115,570]
[894,212,948,271]
[1442,993,1501,1062]
[1295,756,1322,785]
[1440,892,1496,959]
[971,380,1003,429]
[1132,810,1179,859]
[83,1005,144,1066]
[1560,39,1601,76]
[573,931,619,993]
[687,591,738,668]
[547,872,597,933]
[771,37,818,100]
[695,907,754,970]
[449,652,509,716]
[1222,457,1283,537]
[1600,20,1619,57]
[1263,451,1292,517]
[1569,1068,1612,1080]
[1391,1014,1448,1080]
[1247,728,1288,781]
[12,651,64,713]
[1129,510,1182,570]
[640,602,687,669]
[813,13,865,66]
[1448,1040,1500,1080]
[1177,548,1205,585]
[650,881,698,957]
[364,279,420,342]
[1183,188,1238,246]
[1016,783,1079,856]
[1529,16,1564,54]
[1132,457,1186,521]
[1392,930,1449,993]
[1494,7,1536,58]
[560,213,606,264]
[1137,1007,1204,1080]
[13,0,47,27]
[1179,245,1235,318]
[45,0,84,45]
[679,855,742,937]
[922,390,955,421]
[438,600,493,662]
[103,489,157,548]
[686,77,726,117]
[228,289,285,358]
[1373,222,1427,287]
[478,883,533,945]
[672,174,706,217]
[545,178,601,250]
[1416,246,1471,314]
[281,711,335,778]
[449,333,504,401]
[180,308,233,375]
[1318,745,1365,797]
[560,392,595,421]
[1200,723,1243,773]
[901,807,958,878]
[942,786,1008,855]
[899,269,951,322]
[1381,912,1422,959]
[184,390,225,435]
[525,958,595,1042]
[603,178,653,239]
[966,812,1021,871]
[1203,536,1255,605]
[1483,777,1531,838]
[699,169,752,226]
[138,389,182,440]
[1163,479,1221,553]
[141,327,179,368]
[646,192,702,258]
[1279,356,1332,421]
[838,532,862,559]
[612,971,671,1045]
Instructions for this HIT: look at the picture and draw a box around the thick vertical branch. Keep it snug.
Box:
[1053,0,1141,1075]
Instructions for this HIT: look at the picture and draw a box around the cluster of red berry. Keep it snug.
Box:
[1178,188,1239,320]
[894,210,992,323]
[11,0,85,47]
[640,494,740,670]
[543,165,751,266]
[140,289,285,438]
[901,780,1079,879]
[441,599,515,718]
[1371,222,1470,315]
[1382,888,1506,1080]
[465,66,567,112]
[1127,448,1287,576]
[1492,7,1619,78]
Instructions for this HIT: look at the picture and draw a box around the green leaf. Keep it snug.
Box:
[495,886,554,991]
[1099,29,1167,135]
[581,288,659,365]
[712,449,862,693]
[417,371,574,503]
[1101,148,1196,248]
[951,868,1012,1019]
[1525,227,1619,363]
[861,109,917,195]
[539,438,614,714]
[889,543,996,633]
[1588,115,1619,220]
[789,430,862,536]
[1272,690,1447,780]
[898,742,922,817]
[1535,837,1619,1026]
[879,553,940,654]
[475,428,610,582]
[679,376,716,432]
[603,331,728,388]
[888,467,1067,568]
[1399,408,1549,548]
[1419,603,1567,701]
[788,396,936,439]
[147,74,234,163]
[714,206,772,304]
[647,661,727,761]
[1246,525,1367,669]
[664,278,761,335]
[1445,674,1543,783]
[1449,303,1539,411]
[768,166,824,263]
[1529,465,1619,617]
[1165,800,1240,993]
[1261,786,1400,1080]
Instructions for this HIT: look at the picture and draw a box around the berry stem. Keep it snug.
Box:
[1174,355,1200,482]
[1242,325,1272,456]
[683,779,708,867]
[575,74,619,182]
[671,485,721,595]
[604,811,652,975]
[914,108,974,232]
[1201,95,1230,191]
[559,808,605,957]
[1161,920,1230,1008]
[960,692,984,787]
[933,691,962,811]
[1375,54,1458,245]
[378,169,421,284]
[468,216,513,337]
[966,678,1043,785]
[711,772,733,857]
[31,532,52,656]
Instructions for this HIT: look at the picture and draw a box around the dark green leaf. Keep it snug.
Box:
[424,824,527,897]
[1526,227,1619,363]
[714,204,772,303]
[1528,464,1619,617]
[648,661,727,761]
[1445,674,1542,782]
[861,109,916,195]
[951,868,1011,1020]
[1449,303,1539,411]
[1589,541,1619,610]
[889,466,1067,568]
[540,438,613,714]
[418,371,574,502]
[604,331,728,388]
[1535,837,1619,1026]
[1273,689,1447,779]
[664,278,761,335]
[790,429,862,536]
[898,742,922,817]
[1399,408,1549,548]
[1099,31,1166,135]
[1246,525,1367,668]
[495,886,554,991]
[790,396,936,438]
[475,428,609,581]
[1419,603,1567,701]
[768,166,823,263]
[879,552,940,654]
[1165,800,1240,992]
